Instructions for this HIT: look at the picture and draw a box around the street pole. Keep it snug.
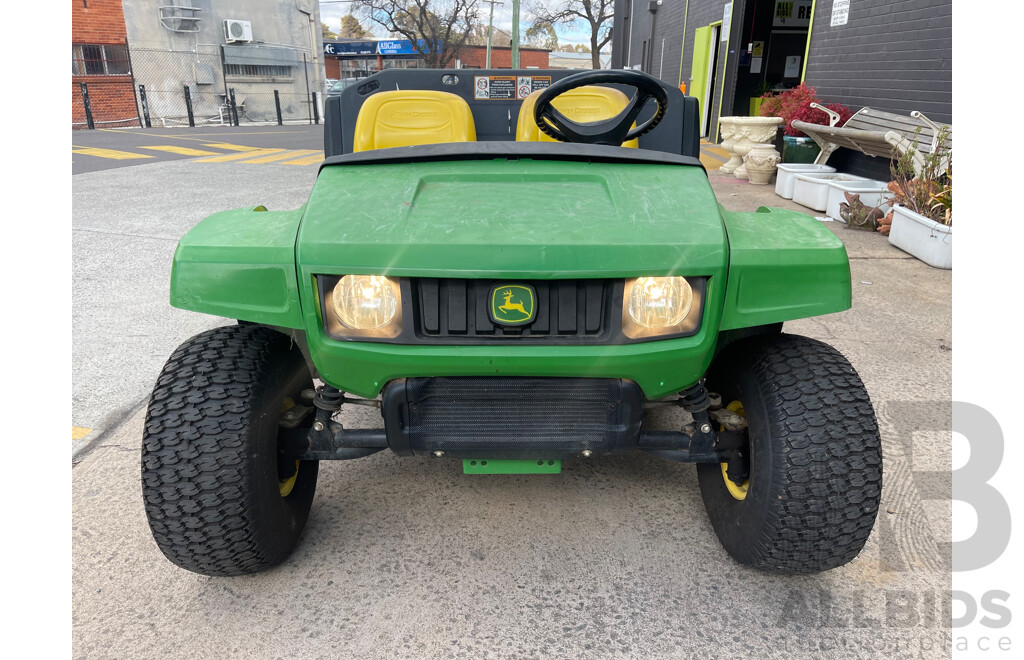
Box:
[483,0,502,68]
[511,0,520,68]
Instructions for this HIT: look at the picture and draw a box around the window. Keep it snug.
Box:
[225,63,292,77]
[72,44,130,76]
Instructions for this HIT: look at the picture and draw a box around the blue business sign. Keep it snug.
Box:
[376,39,432,55]
[323,41,375,56]
[323,39,437,57]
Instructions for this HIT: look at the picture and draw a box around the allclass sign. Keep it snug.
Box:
[323,39,438,57]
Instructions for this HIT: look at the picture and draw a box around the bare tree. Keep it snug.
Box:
[356,0,480,68]
[528,0,613,69]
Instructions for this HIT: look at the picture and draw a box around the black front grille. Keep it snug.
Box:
[382,377,645,459]
[412,278,617,342]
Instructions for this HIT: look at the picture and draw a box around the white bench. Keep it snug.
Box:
[792,105,951,176]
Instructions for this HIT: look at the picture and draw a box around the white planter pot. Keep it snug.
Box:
[888,204,952,269]
[792,173,869,211]
[774,163,836,199]
[825,179,890,221]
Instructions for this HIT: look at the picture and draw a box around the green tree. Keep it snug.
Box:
[339,14,374,39]
[321,22,338,40]
[524,22,558,51]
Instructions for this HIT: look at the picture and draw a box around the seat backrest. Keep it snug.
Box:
[845,108,952,154]
[515,86,639,148]
[352,90,476,152]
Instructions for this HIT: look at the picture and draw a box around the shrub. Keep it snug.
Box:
[786,102,853,137]
[758,83,852,137]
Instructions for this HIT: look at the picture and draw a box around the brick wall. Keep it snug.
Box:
[72,77,139,128]
[803,0,952,179]
[614,0,951,178]
[325,58,342,79]
[455,46,550,69]
[72,0,135,128]
[72,0,128,43]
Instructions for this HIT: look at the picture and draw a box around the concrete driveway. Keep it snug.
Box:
[72,150,952,658]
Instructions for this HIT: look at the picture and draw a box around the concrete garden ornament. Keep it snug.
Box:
[743,142,782,185]
[718,116,783,180]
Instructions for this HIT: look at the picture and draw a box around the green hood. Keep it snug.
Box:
[296,158,727,278]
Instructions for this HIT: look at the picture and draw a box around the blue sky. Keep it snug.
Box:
[318,1,599,50]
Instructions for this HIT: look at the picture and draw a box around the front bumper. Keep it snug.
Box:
[296,377,739,463]
[306,323,718,400]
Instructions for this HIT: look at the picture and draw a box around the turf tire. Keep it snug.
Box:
[141,324,318,576]
[697,334,882,574]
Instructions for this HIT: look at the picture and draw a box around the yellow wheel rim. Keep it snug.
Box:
[720,400,750,501]
[279,460,300,497]
[279,397,300,498]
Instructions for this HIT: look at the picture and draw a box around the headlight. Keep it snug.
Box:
[333,275,398,329]
[622,276,702,339]
[321,275,402,338]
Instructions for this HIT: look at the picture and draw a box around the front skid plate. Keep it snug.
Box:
[463,459,562,474]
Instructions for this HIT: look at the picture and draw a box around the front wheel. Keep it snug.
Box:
[697,334,882,574]
[141,325,318,576]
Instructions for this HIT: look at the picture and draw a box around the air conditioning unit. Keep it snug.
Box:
[224,19,252,43]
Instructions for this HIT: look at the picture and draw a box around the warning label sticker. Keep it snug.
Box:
[474,75,551,100]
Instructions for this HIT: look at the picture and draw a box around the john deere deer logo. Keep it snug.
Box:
[489,283,536,326]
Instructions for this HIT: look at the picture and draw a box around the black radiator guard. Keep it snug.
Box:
[381,377,645,459]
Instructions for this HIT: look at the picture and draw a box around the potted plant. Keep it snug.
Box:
[758,84,851,163]
[884,128,952,268]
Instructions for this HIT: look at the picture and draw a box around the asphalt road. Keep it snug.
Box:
[71,124,325,174]
[72,134,953,658]
[71,125,325,452]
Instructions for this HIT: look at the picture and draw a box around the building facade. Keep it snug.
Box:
[72,0,325,128]
[612,0,952,178]
[72,0,137,128]
[322,40,549,80]
[121,0,325,125]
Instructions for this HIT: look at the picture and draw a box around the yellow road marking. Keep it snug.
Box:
[699,154,724,171]
[71,146,152,160]
[72,426,92,441]
[241,149,321,164]
[202,142,263,152]
[282,152,325,166]
[98,128,302,141]
[140,145,220,156]
[702,145,730,159]
[195,148,286,163]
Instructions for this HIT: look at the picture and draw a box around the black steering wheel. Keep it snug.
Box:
[533,70,669,146]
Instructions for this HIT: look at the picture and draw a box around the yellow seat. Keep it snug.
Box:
[352,90,476,152]
[516,86,639,148]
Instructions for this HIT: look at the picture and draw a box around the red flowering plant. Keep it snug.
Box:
[786,101,853,136]
[758,83,852,137]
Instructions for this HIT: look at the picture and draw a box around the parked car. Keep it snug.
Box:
[326,79,356,96]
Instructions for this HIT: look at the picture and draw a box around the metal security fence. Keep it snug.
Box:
[74,43,326,129]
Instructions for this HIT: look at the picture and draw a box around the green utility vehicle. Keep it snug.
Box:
[143,70,881,577]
